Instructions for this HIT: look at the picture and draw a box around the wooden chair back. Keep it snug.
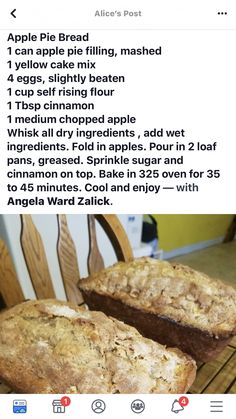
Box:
[0,214,134,308]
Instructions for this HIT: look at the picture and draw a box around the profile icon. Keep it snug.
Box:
[91,399,106,413]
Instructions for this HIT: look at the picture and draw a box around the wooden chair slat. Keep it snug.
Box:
[20,215,55,299]
[203,350,236,393]
[0,239,25,307]
[57,215,83,304]
[190,346,234,393]
[87,215,105,275]
[95,215,134,262]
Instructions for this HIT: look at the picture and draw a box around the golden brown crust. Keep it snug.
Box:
[0,299,196,394]
[79,258,236,337]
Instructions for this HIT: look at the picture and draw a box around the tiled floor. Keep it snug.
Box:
[172,240,236,393]
[171,241,236,289]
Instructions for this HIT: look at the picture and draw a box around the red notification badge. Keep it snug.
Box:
[60,396,71,407]
[178,396,189,407]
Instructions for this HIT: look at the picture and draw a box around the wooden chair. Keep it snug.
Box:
[0,214,133,308]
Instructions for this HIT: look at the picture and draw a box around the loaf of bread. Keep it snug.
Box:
[78,258,236,362]
[0,299,196,393]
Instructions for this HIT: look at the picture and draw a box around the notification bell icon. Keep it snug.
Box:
[171,400,184,413]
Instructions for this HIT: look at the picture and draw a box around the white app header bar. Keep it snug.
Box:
[0,0,236,30]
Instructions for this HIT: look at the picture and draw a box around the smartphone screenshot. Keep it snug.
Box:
[0,0,235,417]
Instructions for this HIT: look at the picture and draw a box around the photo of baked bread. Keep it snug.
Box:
[0,213,236,394]
[79,258,236,362]
[0,299,196,394]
